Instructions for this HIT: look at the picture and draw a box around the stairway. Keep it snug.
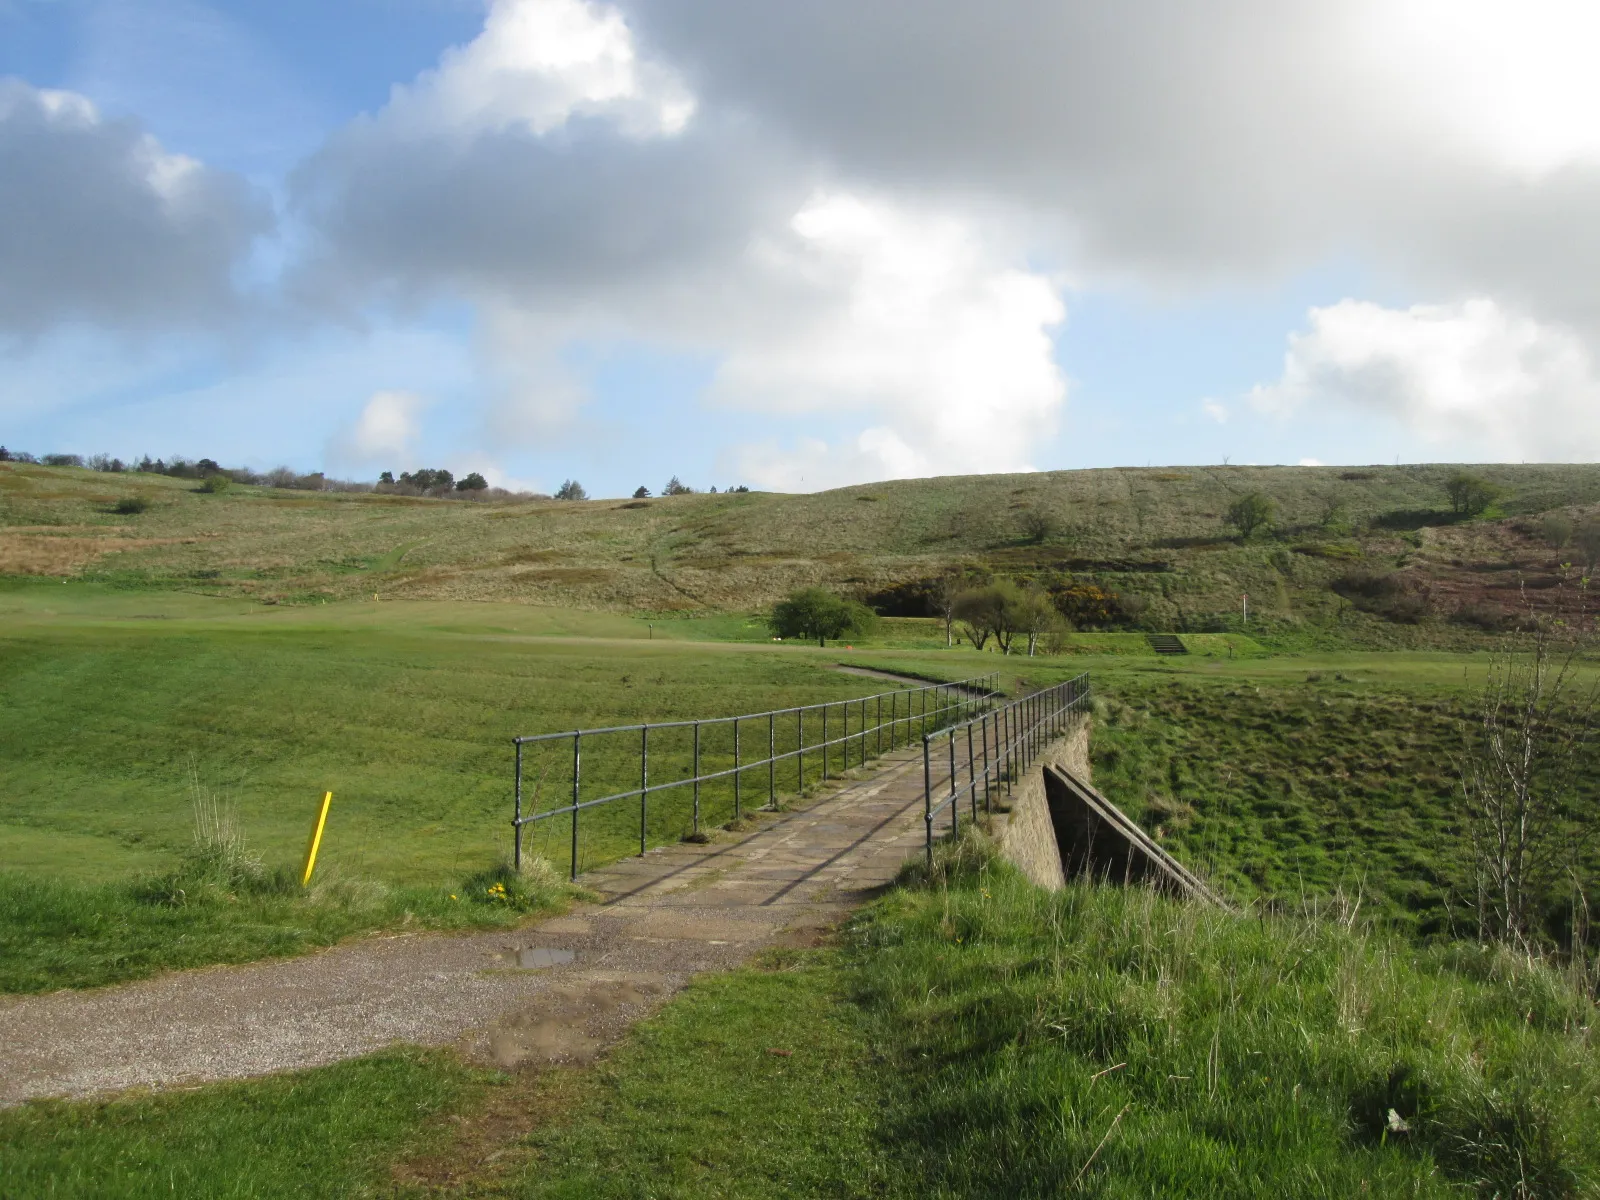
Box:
[1146,633,1188,656]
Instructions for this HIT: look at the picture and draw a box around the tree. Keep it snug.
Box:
[1009,584,1062,656]
[769,588,877,647]
[663,476,692,495]
[934,572,965,648]
[1445,471,1504,516]
[455,472,489,491]
[401,468,454,491]
[1226,491,1276,539]
[1576,522,1600,574]
[1458,620,1597,951]
[632,486,651,499]
[378,471,394,485]
[1018,509,1059,544]
[1542,512,1574,548]
[555,479,587,501]
[953,586,999,651]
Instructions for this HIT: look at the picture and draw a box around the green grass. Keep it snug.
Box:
[0,858,569,993]
[845,842,1600,1198]
[0,1048,484,1199]
[505,954,906,1198]
[0,587,926,887]
[19,858,1594,1197]
[1084,671,1600,938]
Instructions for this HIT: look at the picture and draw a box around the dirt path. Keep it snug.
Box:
[0,748,933,1108]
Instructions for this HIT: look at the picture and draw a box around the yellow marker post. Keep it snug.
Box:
[301,791,333,887]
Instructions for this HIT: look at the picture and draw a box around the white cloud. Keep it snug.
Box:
[714,193,1066,486]
[1251,297,1600,459]
[383,0,694,140]
[0,77,269,335]
[1202,400,1229,424]
[1298,457,1323,466]
[327,390,426,466]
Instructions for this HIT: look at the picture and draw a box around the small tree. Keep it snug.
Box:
[663,476,692,496]
[1542,512,1575,548]
[1458,620,1598,951]
[1226,492,1276,539]
[934,572,965,648]
[1010,584,1062,656]
[1576,522,1600,574]
[769,588,877,647]
[954,585,1006,651]
[1445,471,1504,516]
[632,486,651,499]
[456,472,488,491]
[1019,509,1059,544]
[378,471,394,485]
[555,479,587,501]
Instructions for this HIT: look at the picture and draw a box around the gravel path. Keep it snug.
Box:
[0,748,931,1107]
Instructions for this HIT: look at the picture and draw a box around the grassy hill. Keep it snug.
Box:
[6,461,1600,644]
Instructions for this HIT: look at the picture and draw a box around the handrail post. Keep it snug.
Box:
[733,717,741,820]
[768,711,776,808]
[513,739,523,871]
[972,713,985,819]
[948,730,958,838]
[877,694,883,758]
[922,734,934,871]
[640,725,649,856]
[693,720,701,836]
[967,722,977,821]
[843,700,849,771]
[822,704,829,780]
[571,732,582,881]
[797,708,804,792]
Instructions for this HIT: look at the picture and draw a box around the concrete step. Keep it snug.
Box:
[1146,633,1188,655]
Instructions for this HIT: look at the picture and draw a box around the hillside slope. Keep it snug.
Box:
[4,461,1599,639]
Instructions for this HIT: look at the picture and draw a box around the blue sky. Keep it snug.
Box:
[4,1,1599,496]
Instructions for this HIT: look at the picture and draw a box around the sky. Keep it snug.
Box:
[4,0,1600,497]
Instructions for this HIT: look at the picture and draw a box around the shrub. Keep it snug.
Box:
[41,453,83,468]
[1452,601,1512,631]
[197,474,232,494]
[1333,569,1405,601]
[1050,582,1124,629]
[555,479,587,501]
[769,587,877,647]
[1018,509,1059,544]
[1542,512,1575,548]
[1226,491,1276,539]
[455,472,488,491]
[112,497,150,515]
[1445,470,1505,516]
[1575,521,1600,572]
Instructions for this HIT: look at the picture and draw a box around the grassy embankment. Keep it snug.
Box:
[8,845,1596,1198]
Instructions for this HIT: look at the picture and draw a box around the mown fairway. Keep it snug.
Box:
[0,582,938,887]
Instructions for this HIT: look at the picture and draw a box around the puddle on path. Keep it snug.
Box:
[517,947,576,969]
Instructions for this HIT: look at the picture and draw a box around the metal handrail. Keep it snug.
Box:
[513,672,1001,877]
[921,673,1092,868]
